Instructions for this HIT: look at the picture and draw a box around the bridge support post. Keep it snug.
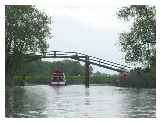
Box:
[85,56,89,88]
[54,51,56,57]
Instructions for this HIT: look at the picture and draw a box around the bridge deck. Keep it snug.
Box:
[25,50,131,73]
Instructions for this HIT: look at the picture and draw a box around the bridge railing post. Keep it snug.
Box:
[54,51,56,57]
[85,55,90,88]
[99,59,101,65]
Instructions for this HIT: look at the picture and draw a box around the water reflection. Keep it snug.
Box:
[6,86,26,117]
[124,89,156,118]
[84,88,90,106]
[6,85,156,118]
[50,86,65,95]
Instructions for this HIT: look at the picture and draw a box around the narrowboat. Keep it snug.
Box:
[49,69,66,86]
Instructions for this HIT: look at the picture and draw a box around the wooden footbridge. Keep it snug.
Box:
[26,50,131,87]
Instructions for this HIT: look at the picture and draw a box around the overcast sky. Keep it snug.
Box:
[36,5,132,74]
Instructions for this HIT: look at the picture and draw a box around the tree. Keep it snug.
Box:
[117,5,156,67]
[5,5,52,83]
[52,60,85,76]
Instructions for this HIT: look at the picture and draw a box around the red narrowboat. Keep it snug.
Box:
[49,69,66,86]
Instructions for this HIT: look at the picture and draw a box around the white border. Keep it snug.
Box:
[0,0,159,122]
[0,2,5,119]
[156,4,160,121]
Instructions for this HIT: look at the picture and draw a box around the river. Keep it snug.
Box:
[6,85,156,118]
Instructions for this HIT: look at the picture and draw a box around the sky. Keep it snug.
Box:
[36,5,132,74]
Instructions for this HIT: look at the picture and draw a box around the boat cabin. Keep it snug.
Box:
[49,69,66,86]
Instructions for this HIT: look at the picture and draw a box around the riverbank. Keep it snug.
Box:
[6,59,155,88]
[6,65,155,88]
[9,73,156,88]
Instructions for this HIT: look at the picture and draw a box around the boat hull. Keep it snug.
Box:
[49,81,66,86]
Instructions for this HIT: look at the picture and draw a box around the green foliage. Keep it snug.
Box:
[5,5,52,54]
[125,70,156,88]
[51,60,86,76]
[5,5,52,84]
[117,5,156,66]
[66,76,84,84]
[13,60,86,84]
[90,73,119,84]
[12,59,120,85]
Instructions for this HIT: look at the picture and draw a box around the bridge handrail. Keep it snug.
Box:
[89,58,128,70]
[75,52,131,69]
[30,50,131,72]
[46,50,131,69]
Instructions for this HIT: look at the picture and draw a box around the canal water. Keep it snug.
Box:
[6,85,156,118]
